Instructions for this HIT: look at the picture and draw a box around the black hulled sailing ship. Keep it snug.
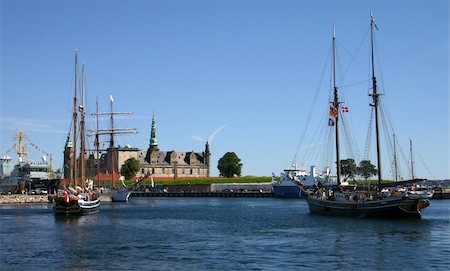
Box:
[54,50,100,215]
[301,15,430,219]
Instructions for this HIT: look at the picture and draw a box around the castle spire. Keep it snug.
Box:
[205,141,211,177]
[65,133,73,148]
[149,112,159,151]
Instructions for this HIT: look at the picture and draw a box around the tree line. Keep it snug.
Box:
[340,158,377,181]
[119,154,377,181]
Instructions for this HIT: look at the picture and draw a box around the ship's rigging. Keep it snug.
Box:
[290,15,430,182]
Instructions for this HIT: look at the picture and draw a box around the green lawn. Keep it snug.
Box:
[124,176,275,186]
[348,179,394,184]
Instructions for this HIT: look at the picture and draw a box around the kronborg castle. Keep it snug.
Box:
[64,115,211,179]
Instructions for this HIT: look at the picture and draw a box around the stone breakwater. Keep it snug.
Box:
[0,195,49,204]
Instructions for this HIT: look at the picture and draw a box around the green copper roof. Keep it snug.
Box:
[150,113,158,146]
[65,134,73,148]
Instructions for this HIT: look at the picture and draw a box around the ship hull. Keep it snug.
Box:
[108,189,132,202]
[273,185,303,198]
[54,198,100,215]
[306,196,429,219]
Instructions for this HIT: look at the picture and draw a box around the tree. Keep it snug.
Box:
[357,160,377,180]
[121,158,140,180]
[340,158,357,181]
[218,152,243,178]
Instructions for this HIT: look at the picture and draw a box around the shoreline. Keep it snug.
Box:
[0,195,49,204]
[1,189,449,205]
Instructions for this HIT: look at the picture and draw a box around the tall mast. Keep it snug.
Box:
[332,26,341,186]
[410,139,415,179]
[80,62,86,187]
[393,134,398,182]
[110,96,115,187]
[16,132,28,162]
[95,96,100,187]
[369,13,383,189]
[90,96,137,188]
[72,49,78,188]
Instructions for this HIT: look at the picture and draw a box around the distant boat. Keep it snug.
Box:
[273,165,325,198]
[407,185,434,199]
[0,133,60,194]
[107,172,150,202]
[54,50,100,215]
[300,15,430,219]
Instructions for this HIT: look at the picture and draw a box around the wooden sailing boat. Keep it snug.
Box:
[301,14,430,219]
[54,50,100,215]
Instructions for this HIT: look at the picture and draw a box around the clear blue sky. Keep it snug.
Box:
[1,0,448,179]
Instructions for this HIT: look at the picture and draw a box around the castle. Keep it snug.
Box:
[138,114,210,178]
[64,114,211,179]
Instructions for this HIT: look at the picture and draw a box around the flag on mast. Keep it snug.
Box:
[328,118,335,126]
[329,105,338,118]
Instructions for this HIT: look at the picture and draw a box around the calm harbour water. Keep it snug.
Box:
[0,198,449,271]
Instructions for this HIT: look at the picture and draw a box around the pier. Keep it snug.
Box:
[432,191,450,199]
[131,191,274,198]
[2,190,450,204]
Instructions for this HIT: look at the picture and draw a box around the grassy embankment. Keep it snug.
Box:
[348,179,395,185]
[119,177,404,187]
[123,176,275,186]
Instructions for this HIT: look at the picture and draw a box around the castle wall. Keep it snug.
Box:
[116,148,139,170]
[140,165,209,178]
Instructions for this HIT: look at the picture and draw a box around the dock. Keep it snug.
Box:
[131,191,274,198]
[432,191,450,199]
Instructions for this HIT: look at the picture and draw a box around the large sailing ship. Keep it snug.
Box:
[54,50,100,215]
[300,14,430,219]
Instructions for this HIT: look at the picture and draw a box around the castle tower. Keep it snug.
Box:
[146,113,159,164]
[149,113,159,152]
[205,141,211,177]
[63,134,73,179]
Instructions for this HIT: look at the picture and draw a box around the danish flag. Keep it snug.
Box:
[64,190,70,203]
[342,106,349,113]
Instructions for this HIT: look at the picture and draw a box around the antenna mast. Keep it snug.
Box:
[16,132,28,162]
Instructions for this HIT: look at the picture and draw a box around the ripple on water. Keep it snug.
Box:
[0,199,448,270]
